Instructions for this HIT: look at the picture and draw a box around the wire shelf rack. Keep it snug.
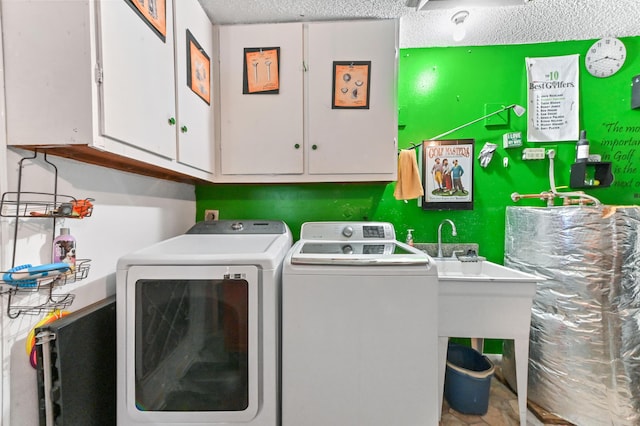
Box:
[1,151,94,318]
[1,259,91,318]
[1,192,94,219]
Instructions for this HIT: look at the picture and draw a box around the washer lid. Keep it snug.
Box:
[290,241,430,266]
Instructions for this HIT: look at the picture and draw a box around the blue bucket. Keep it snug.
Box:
[444,342,495,415]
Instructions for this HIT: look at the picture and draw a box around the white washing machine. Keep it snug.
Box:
[116,220,291,426]
[282,221,439,426]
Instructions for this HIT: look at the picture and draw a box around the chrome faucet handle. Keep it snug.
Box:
[457,250,482,263]
[451,250,465,259]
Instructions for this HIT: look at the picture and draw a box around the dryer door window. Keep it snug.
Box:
[135,278,249,411]
[124,265,259,424]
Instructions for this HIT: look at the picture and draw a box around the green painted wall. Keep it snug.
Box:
[197,37,640,351]
[198,36,640,254]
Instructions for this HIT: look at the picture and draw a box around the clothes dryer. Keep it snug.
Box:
[116,220,291,426]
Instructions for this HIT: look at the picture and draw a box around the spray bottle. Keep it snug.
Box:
[52,228,76,271]
[406,229,415,247]
[576,130,590,163]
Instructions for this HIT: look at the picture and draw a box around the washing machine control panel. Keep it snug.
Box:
[300,222,395,241]
[362,225,387,239]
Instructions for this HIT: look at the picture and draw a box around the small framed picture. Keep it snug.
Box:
[332,61,371,109]
[125,0,167,42]
[243,47,280,94]
[422,139,474,210]
[186,30,211,105]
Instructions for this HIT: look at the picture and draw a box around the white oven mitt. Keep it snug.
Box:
[478,142,498,168]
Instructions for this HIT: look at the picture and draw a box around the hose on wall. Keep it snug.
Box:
[510,149,601,206]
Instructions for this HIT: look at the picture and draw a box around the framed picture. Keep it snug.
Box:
[243,47,280,94]
[186,30,211,105]
[422,139,474,210]
[332,61,371,109]
[125,0,167,42]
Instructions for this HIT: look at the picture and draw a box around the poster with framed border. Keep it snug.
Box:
[186,29,211,105]
[243,47,280,94]
[124,0,167,42]
[421,139,474,211]
[332,61,371,109]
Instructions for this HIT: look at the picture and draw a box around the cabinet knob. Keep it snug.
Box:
[181,125,188,133]
[294,144,300,149]
[312,144,318,150]
[168,117,176,125]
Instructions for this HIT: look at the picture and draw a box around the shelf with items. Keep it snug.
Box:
[0,150,93,317]
[569,161,614,189]
[1,192,94,219]
[2,259,91,290]
[0,259,91,318]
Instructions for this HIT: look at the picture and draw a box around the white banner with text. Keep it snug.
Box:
[526,54,579,142]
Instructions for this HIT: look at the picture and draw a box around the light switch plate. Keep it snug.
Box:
[522,148,546,160]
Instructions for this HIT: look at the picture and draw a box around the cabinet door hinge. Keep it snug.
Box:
[95,64,103,84]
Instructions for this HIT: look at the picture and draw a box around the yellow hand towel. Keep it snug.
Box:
[394,149,424,200]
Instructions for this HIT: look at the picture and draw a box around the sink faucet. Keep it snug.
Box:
[437,219,457,258]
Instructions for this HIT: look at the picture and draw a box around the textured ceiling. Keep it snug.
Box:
[197,0,640,48]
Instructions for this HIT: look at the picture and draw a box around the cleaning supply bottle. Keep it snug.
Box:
[576,130,589,163]
[406,229,415,247]
[52,228,76,271]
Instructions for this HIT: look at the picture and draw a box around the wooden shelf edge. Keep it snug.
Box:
[17,145,212,186]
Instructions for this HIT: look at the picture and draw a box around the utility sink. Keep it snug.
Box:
[434,258,540,282]
[434,257,544,426]
[435,257,542,336]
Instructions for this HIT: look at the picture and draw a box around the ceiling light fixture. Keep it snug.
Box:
[451,10,469,42]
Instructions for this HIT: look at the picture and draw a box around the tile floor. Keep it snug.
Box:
[439,357,554,426]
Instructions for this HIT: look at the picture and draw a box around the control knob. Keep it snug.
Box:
[342,226,354,238]
[342,245,354,255]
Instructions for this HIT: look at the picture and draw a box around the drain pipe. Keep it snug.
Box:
[547,149,601,206]
[511,150,602,206]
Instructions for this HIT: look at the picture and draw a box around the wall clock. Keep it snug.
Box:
[585,37,626,78]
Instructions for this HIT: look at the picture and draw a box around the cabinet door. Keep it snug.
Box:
[98,0,176,159]
[306,20,398,175]
[174,0,215,174]
[218,23,304,175]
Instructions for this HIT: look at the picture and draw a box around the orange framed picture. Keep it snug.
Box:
[186,30,211,105]
[332,61,371,109]
[125,0,167,42]
[243,47,280,94]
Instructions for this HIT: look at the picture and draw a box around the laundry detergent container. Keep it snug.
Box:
[444,342,495,415]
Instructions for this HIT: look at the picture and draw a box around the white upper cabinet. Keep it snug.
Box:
[306,20,398,177]
[218,23,305,176]
[2,0,215,182]
[215,19,398,183]
[174,0,216,174]
[99,0,177,159]
[2,1,395,184]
